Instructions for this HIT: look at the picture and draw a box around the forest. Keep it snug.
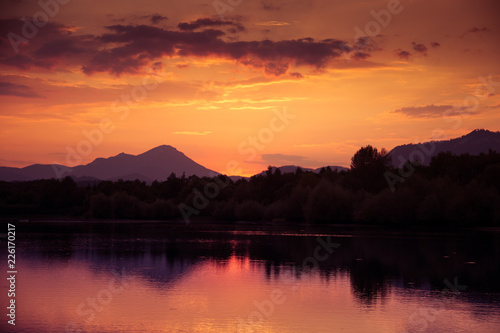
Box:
[1,146,500,227]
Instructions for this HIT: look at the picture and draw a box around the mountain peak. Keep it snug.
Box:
[463,129,497,138]
[0,144,215,182]
[142,145,177,154]
[138,145,181,159]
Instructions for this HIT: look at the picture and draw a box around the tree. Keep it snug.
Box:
[350,145,392,191]
[351,145,391,171]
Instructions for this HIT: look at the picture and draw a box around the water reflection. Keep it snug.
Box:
[2,222,500,332]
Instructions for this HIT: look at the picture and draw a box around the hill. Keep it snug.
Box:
[388,129,500,167]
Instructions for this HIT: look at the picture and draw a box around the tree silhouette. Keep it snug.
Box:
[351,145,390,170]
[350,145,392,191]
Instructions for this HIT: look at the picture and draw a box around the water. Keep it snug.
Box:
[1,222,500,332]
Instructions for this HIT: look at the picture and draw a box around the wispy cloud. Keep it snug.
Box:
[230,106,276,110]
[172,131,212,136]
[255,21,290,26]
[393,104,480,118]
[461,26,490,38]
[0,81,43,98]
[197,106,220,110]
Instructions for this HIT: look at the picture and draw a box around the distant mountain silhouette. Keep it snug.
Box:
[0,145,217,182]
[3,130,498,182]
[255,165,348,177]
[388,129,500,167]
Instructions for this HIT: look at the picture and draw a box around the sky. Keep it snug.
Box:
[0,0,499,176]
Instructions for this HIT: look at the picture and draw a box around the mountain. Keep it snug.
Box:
[254,165,348,177]
[388,129,500,167]
[0,145,217,182]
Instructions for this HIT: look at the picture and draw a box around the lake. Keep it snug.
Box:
[2,221,500,332]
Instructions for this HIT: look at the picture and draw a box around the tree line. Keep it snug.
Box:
[1,146,500,226]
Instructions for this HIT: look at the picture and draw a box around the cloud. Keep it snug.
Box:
[85,25,368,75]
[351,51,370,61]
[431,42,440,48]
[467,26,489,33]
[289,72,303,79]
[148,14,167,25]
[392,104,480,118]
[255,21,290,26]
[411,42,427,55]
[0,19,99,70]
[0,18,374,76]
[461,26,490,38]
[395,49,411,60]
[197,106,220,110]
[229,105,275,110]
[0,81,43,98]
[352,36,379,53]
[172,131,212,136]
[178,18,243,31]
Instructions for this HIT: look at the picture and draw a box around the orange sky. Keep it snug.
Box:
[1,0,499,176]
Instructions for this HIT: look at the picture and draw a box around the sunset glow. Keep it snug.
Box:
[1,0,499,176]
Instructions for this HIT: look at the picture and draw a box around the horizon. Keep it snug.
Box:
[1,0,500,176]
[2,127,499,178]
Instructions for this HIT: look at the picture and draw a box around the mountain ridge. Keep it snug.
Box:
[1,129,499,182]
[0,146,217,182]
[388,129,500,167]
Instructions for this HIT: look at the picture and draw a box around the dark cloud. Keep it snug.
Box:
[468,26,489,33]
[393,104,479,118]
[33,38,88,59]
[1,54,54,70]
[353,37,378,52]
[0,18,93,71]
[461,26,490,38]
[411,42,427,55]
[0,81,43,98]
[431,42,440,48]
[395,49,411,60]
[149,14,167,25]
[178,18,244,32]
[351,51,370,60]
[289,72,303,79]
[0,18,375,76]
[86,25,367,75]
[263,62,289,76]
